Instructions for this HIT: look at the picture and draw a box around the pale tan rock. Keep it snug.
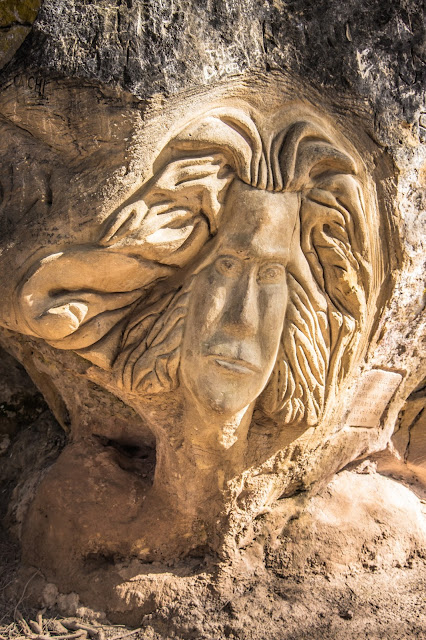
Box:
[0,3,424,636]
[267,470,426,575]
[363,381,426,499]
[0,86,400,580]
[0,68,424,620]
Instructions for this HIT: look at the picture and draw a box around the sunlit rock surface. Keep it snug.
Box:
[0,1,424,637]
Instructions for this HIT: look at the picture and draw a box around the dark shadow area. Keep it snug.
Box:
[0,346,66,622]
[93,434,156,485]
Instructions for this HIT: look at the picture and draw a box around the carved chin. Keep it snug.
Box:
[181,369,263,416]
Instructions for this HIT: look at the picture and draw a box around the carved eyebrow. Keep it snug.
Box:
[217,247,289,264]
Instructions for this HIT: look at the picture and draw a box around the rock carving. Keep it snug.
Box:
[17,108,376,427]
[2,102,387,573]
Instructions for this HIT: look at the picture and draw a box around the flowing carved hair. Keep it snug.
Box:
[110,111,376,426]
[16,107,379,426]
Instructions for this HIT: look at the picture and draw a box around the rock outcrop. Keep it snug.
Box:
[0,1,424,636]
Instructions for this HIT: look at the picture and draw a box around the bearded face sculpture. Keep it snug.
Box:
[1,102,386,579]
[16,108,376,428]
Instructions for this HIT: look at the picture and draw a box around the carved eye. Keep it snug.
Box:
[215,255,243,278]
[257,263,286,284]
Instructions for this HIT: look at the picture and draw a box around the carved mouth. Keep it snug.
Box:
[209,355,260,374]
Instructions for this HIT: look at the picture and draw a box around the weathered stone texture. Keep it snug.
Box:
[0,0,424,635]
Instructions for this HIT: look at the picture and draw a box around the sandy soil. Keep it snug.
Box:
[1,468,425,640]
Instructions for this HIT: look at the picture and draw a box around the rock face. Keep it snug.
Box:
[0,0,425,632]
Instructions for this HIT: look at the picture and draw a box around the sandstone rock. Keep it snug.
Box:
[0,0,424,634]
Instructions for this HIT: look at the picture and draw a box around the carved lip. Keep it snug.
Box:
[208,355,260,374]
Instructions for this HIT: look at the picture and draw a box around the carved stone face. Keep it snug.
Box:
[7,107,377,429]
[179,180,300,416]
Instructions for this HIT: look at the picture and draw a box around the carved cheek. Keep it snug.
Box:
[194,265,231,326]
[186,267,227,340]
[205,283,227,328]
[258,284,288,350]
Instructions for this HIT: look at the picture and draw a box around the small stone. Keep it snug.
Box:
[57,592,80,616]
[340,609,354,620]
[42,582,58,608]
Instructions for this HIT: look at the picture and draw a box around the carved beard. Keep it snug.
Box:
[114,269,331,428]
[257,273,330,426]
[114,278,194,395]
[114,181,368,428]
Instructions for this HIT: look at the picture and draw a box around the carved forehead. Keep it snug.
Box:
[164,106,359,193]
[215,180,300,259]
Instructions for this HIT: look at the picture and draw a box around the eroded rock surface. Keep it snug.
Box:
[0,0,425,634]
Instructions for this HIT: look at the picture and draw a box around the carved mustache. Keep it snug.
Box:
[204,343,261,372]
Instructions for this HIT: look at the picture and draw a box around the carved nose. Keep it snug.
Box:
[223,273,259,337]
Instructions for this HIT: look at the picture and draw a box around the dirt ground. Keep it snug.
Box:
[1,349,425,639]
[1,471,426,640]
[0,529,425,640]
